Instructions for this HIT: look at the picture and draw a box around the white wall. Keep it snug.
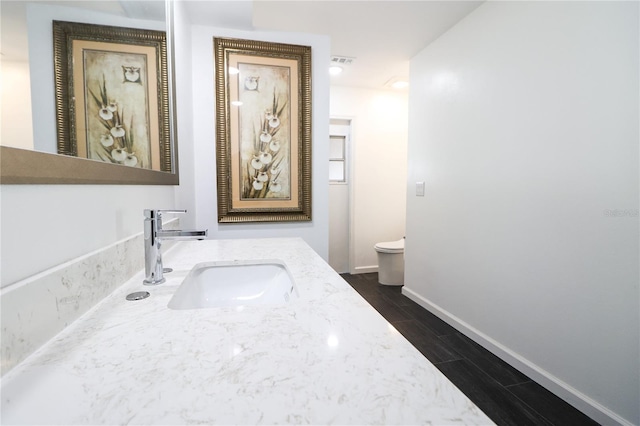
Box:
[189,24,330,260]
[330,86,408,272]
[404,2,639,425]
[172,0,196,229]
[0,185,176,286]
[0,61,34,150]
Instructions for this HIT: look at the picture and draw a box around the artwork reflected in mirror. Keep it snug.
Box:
[53,20,171,172]
[0,1,179,185]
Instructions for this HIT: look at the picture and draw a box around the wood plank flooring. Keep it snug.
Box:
[341,272,600,426]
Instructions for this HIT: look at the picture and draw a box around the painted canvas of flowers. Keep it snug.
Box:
[214,37,311,223]
[83,50,151,168]
[237,63,291,200]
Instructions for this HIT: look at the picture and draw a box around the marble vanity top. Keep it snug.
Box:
[1,238,493,425]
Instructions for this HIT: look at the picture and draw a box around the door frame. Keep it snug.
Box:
[329,116,356,274]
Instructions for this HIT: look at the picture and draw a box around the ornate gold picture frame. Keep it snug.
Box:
[53,21,171,171]
[214,37,312,223]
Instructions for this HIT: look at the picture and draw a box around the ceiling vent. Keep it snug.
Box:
[330,56,355,66]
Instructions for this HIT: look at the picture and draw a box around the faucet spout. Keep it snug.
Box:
[157,229,208,240]
[143,209,208,285]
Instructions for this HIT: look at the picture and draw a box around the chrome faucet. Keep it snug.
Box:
[143,209,208,285]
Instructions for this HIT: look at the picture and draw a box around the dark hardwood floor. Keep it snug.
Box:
[340,272,600,426]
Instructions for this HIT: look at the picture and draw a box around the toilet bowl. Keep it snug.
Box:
[374,238,405,286]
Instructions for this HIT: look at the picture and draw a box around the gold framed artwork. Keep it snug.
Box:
[214,37,312,223]
[53,21,171,171]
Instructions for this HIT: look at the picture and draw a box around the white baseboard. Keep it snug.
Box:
[352,265,378,274]
[401,286,634,426]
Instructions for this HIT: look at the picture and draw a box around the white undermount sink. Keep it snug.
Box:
[168,259,298,310]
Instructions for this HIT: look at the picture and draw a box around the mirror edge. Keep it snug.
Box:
[165,0,180,175]
[0,146,179,185]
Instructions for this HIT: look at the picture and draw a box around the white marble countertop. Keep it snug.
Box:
[1,238,493,425]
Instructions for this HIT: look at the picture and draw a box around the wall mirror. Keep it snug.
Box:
[0,0,179,185]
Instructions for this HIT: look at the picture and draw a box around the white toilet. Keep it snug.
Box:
[374,237,405,286]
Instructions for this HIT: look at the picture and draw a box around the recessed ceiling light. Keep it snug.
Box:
[384,77,410,90]
[329,66,343,76]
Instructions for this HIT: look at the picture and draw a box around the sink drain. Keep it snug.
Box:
[126,291,150,301]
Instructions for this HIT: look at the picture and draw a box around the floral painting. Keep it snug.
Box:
[214,37,312,223]
[237,63,291,200]
[52,21,170,172]
[83,50,151,168]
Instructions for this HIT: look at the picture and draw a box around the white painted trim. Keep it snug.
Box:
[401,286,634,426]
[346,118,356,275]
[354,265,378,274]
[330,115,357,275]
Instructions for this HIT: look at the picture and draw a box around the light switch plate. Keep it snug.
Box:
[416,181,425,196]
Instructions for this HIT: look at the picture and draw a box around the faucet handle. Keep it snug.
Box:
[144,209,188,231]
[144,209,187,218]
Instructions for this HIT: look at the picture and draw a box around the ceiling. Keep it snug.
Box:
[1,1,483,90]
[0,1,165,61]
[185,0,483,89]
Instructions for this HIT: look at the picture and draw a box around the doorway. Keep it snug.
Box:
[328,118,352,273]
